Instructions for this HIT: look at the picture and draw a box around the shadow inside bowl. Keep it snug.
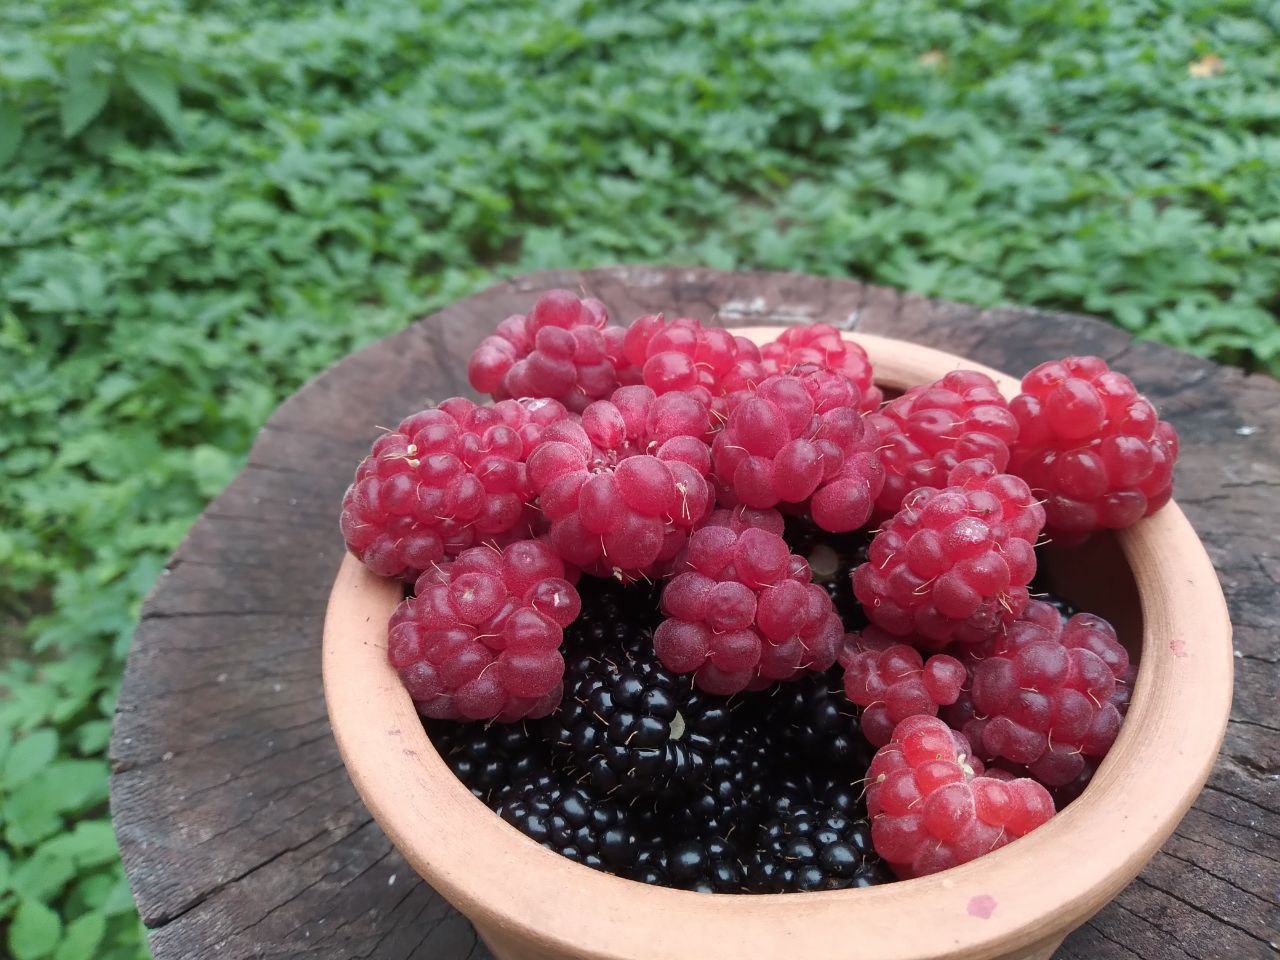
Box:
[1039,533,1144,665]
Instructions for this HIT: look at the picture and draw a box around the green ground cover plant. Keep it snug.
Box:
[1,0,1276,956]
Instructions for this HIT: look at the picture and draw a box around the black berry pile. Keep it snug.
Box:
[426,574,888,893]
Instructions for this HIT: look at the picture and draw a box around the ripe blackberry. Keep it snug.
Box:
[545,589,732,799]
[468,290,635,412]
[527,385,713,579]
[426,719,550,804]
[712,368,884,532]
[745,799,891,892]
[1009,355,1179,540]
[757,668,872,775]
[757,324,882,414]
[631,833,748,893]
[869,370,1020,516]
[852,459,1045,647]
[340,395,569,579]
[783,517,872,629]
[653,518,844,694]
[661,719,786,844]
[867,716,1055,879]
[387,539,580,721]
[495,780,646,873]
[842,628,967,747]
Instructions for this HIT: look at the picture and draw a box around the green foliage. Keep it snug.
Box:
[0,0,1276,956]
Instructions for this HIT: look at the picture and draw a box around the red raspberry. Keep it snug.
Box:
[851,460,1045,646]
[870,370,1020,516]
[758,324,882,413]
[652,518,844,694]
[526,385,713,580]
[961,603,1130,788]
[1008,355,1179,540]
[866,716,1055,878]
[842,627,967,746]
[467,290,634,412]
[622,314,747,403]
[387,539,581,721]
[717,336,768,394]
[340,396,570,579]
[711,368,884,533]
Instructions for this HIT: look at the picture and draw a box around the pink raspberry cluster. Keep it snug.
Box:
[945,600,1131,787]
[653,511,843,694]
[758,323,882,413]
[468,290,635,412]
[387,539,580,721]
[1009,355,1178,540]
[842,626,967,747]
[339,290,1178,891]
[526,386,713,579]
[852,459,1045,646]
[870,370,1020,515]
[866,716,1054,879]
[621,314,751,403]
[712,368,885,532]
[339,396,570,579]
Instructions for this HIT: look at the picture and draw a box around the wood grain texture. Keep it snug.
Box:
[109,266,1280,960]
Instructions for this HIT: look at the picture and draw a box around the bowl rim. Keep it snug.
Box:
[323,329,1232,960]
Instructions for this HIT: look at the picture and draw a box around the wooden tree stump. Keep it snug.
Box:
[109,267,1280,960]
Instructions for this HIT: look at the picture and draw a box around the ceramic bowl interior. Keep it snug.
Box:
[323,329,1230,960]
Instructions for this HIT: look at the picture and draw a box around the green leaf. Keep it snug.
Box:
[121,60,184,144]
[3,786,63,849]
[74,720,112,756]
[0,99,23,166]
[53,912,106,960]
[3,730,57,786]
[8,899,62,960]
[60,48,111,140]
[9,844,75,902]
[191,444,237,498]
[43,821,119,869]
[22,760,110,815]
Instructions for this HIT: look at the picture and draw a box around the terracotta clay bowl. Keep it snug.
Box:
[323,330,1232,960]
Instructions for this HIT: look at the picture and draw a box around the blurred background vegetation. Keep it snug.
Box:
[0,0,1276,956]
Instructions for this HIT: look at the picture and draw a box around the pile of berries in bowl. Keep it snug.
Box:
[332,290,1182,895]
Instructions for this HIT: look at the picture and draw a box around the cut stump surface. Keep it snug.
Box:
[110,267,1280,960]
